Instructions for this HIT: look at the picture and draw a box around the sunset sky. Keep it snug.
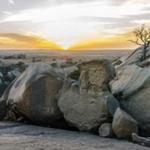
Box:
[0,0,150,50]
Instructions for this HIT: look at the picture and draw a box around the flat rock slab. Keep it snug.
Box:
[0,122,148,150]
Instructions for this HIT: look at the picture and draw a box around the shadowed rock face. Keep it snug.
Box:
[6,63,64,125]
[0,61,26,97]
[58,60,116,132]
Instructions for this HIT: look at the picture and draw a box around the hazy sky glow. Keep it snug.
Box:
[0,0,150,50]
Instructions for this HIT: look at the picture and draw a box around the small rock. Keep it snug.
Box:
[99,123,113,138]
[112,108,138,139]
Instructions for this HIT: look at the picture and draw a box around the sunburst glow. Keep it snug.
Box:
[0,0,150,50]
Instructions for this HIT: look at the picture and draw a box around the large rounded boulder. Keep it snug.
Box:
[59,83,111,131]
[58,60,116,131]
[6,63,64,125]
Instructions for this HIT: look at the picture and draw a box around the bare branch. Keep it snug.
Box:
[129,24,150,61]
[129,40,142,46]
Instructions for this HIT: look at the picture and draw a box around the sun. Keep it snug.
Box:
[62,46,69,51]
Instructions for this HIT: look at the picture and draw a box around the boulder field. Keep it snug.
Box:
[0,59,150,147]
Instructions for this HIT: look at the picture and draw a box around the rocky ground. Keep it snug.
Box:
[0,121,148,150]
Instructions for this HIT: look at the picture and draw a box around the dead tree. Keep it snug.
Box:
[130,25,150,61]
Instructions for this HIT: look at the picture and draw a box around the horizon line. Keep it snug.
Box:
[0,48,135,51]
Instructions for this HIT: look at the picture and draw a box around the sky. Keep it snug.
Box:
[0,0,150,50]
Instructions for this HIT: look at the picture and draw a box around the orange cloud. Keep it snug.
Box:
[0,33,64,50]
[68,32,137,50]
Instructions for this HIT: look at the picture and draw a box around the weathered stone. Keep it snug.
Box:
[78,60,116,92]
[110,65,150,136]
[6,63,64,125]
[110,65,150,98]
[58,60,115,132]
[59,82,111,131]
[99,123,113,138]
[112,108,138,139]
